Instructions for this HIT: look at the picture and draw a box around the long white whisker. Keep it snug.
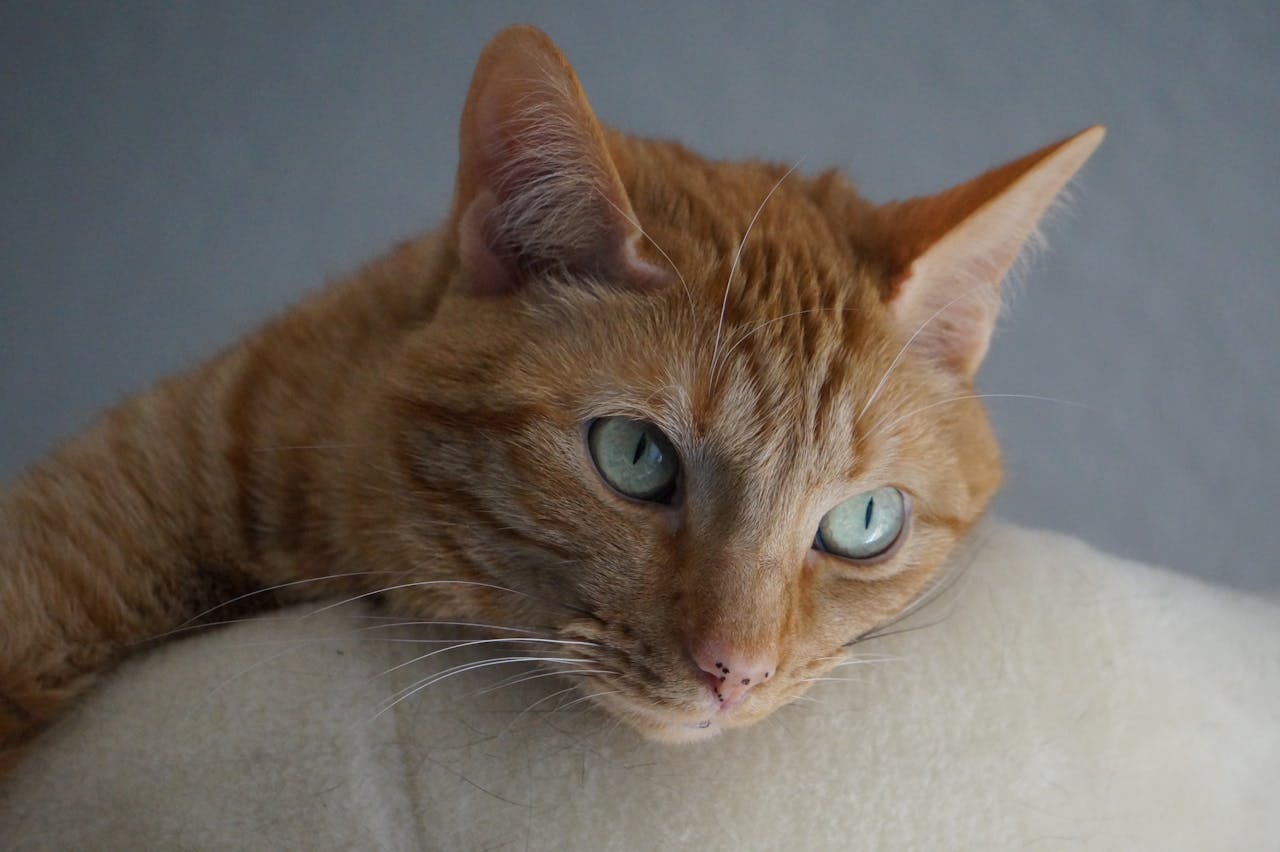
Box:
[371,655,589,720]
[230,618,566,649]
[305,579,530,618]
[477,667,612,697]
[195,643,311,708]
[596,192,695,313]
[829,655,903,668]
[495,674,618,736]
[811,652,900,664]
[801,676,870,684]
[358,619,558,637]
[866,393,1087,442]
[851,526,994,647]
[503,684,582,728]
[200,630,569,705]
[551,689,620,714]
[144,610,418,645]
[710,159,804,380]
[717,306,858,367]
[372,636,597,680]
[173,569,415,632]
[853,279,995,431]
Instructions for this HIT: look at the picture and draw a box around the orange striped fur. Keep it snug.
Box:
[0,26,1101,764]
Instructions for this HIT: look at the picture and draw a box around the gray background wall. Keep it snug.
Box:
[2,2,1276,593]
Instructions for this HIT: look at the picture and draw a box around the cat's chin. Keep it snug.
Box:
[643,720,725,744]
[620,712,726,744]
[589,690,754,744]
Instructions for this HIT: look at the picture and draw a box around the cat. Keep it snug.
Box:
[0,24,1102,769]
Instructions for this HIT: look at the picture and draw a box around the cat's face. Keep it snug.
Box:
[376,26,1099,741]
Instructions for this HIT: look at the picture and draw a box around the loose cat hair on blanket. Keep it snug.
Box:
[0,25,1102,769]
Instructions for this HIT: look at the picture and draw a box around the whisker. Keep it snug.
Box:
[305,579,531,618]
[852,279,997,431]
[596,192,695,314]
[710,158,805,380]
[208,631,554,700]
[139,610,414,646]
[195,643,313,708]
[171,569,416,634]
[551,689,620,714]
[233,634,565,649]
[371,655,590,720]
[503,684,581,726]
[800,676,869,685]
[829,655,903,668]
[496,676,618,734]
[476,666,612,697]
[850,526,993,646]
[372,636,598,680]
[865,393,1088,443]
[811,652,900,665]
[218,618,561,650]
[358,619,560,638]
[716,306,861,367]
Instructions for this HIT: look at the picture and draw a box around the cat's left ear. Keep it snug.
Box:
[873,126,1105,378]
[450,25,667,296]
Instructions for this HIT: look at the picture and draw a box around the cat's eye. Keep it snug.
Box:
[587,418,680,503]
[814,487,908,561]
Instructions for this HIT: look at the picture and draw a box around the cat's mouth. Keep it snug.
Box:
[583,680,770,743]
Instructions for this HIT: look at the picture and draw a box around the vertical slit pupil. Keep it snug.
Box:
[632,432,648,465]
[864,497,875,530]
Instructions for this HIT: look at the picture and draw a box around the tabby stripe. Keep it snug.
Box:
[393,437,574,561]
[398,395,558,435]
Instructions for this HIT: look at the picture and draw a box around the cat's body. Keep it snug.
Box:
[0,26,1101,769]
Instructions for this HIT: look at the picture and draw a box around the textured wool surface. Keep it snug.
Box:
[1,522,1276,850]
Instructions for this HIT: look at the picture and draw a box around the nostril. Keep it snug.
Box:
[689,638,778,709]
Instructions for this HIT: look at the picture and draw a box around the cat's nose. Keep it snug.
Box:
[689,638,777,711]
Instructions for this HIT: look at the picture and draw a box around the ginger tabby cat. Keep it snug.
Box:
[0,25,1102,769]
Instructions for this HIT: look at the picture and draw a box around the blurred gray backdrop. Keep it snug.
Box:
[2,2,1276,593]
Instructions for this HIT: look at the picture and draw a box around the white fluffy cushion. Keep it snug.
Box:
[1,522,1277,850]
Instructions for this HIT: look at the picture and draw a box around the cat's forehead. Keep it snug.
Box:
[582,272,901,494]
[581,139,909,475]
[623,148,884,356]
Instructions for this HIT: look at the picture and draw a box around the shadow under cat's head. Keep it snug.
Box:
[379,25,1102,741]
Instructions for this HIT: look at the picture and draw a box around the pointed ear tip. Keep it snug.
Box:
[468,25,577,109]
[463,24,577,136]
[1028,124,1104,179]
[1064,124,1106,158]
[480,24,562,62]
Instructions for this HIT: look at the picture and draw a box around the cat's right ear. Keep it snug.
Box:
[449,26,667,297]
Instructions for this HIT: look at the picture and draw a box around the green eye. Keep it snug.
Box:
[587,418,680,503]
[815,487,907,561]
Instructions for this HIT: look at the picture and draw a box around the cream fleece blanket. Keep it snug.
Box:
[1,523,1277,850]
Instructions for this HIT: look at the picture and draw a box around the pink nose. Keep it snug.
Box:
[690,639,777,711]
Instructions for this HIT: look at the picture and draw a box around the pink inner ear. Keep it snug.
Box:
[877,126,1105,377]
[889,258,1002,377]
[619,231,672,291]
[449,28,668,297]
[456,190,516,298]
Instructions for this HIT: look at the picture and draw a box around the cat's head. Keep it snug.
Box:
[382,26,1102,741]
